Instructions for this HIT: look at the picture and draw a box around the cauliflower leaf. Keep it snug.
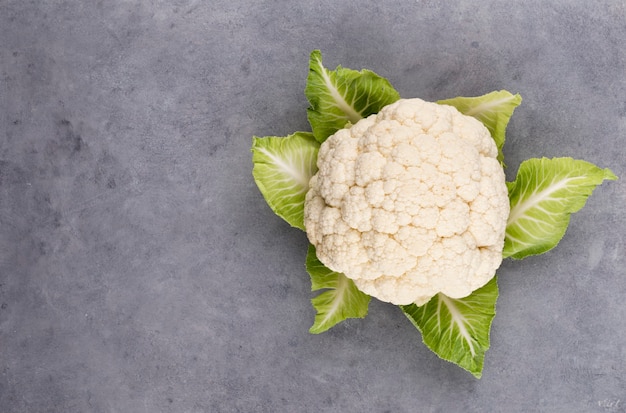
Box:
[305,245,370,334]
[251,132,320,230]
[504,157,618,259]
[400,277,498,378]
[438,90,522,164]
[305,50,400,143]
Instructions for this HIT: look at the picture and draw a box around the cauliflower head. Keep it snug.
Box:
[303,98,510,306]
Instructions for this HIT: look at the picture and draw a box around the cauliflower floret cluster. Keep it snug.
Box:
[304,98,510,306]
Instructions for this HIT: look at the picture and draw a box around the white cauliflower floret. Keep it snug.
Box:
[304,98,510,306]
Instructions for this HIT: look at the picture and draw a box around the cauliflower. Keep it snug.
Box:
[303,98,510,306]
[252,50,616,376]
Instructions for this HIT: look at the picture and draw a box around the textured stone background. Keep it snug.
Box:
[1,1,625,412]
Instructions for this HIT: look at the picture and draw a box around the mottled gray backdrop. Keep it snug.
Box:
[1,1,625,412]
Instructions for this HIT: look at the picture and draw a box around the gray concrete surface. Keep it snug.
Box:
[1,1,625,412]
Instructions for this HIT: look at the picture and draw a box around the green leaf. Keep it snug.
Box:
[438,90,522,164]
[400,277,498,378]
[251,132,320,230]
[305,245,371,334]
[305,50,401,143]
[504,157,617,259]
